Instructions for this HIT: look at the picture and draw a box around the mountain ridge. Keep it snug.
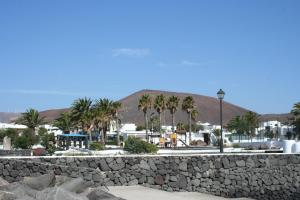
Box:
[0,89,292,125]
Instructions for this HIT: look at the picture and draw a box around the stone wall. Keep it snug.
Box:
[0,149,31,156]
[0,154,300,200]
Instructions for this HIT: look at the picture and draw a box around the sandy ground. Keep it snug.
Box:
[107,185,253,200]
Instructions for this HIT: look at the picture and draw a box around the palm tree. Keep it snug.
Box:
[176,122,185,131]
[154,94,166,132]
[138,94,152,141]
[71,98,93,140]
[244,111,259,142]
[16,108,45,131]
[112,101,122,146]
[191,109,198,122]
[292,102,300,116]
[227,116,246,143]
[182,96,196,143]
[54,112,73,133]
[291,102,300,139]
[166,96,180,132]
[93,98,117,143]
[92,105,106,143]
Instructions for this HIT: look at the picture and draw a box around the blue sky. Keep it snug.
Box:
[0,0,299,114]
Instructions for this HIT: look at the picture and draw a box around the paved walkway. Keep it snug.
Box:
[108,186,253,200]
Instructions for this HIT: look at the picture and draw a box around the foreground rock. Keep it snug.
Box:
[0,175,125,200]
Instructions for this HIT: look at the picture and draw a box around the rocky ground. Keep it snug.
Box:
[0,173,124,200]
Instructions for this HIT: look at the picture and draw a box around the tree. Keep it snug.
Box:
[0,128,19,143]
[154,94,166,132]
[264,126,274,139]
[191,109,198,121]
[149,114,160,133]
[15,108,45,131]
[291,102,300,139]
[112,101,122,146]
[182,96,196,144]
[293,118,300,139]
[39,131,56,155]
[71,98,93,140]
[93,98,121,144]
[138,94,152,141]
[227,116,246,142]
[292,102,300,116]
[136,125,145,131]
[166,96,180,132]
[13,128,39,149]
[54,112,74,133]
[176,122,186,131]
[179,123,203,133]
[244,111,259,141]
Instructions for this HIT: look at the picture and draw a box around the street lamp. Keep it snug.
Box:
[217,89,225,153]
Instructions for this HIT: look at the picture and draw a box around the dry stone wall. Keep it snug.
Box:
[0,154,300,200]
[0,150,31,156]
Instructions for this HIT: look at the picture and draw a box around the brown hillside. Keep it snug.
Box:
[40,108,70,122]
[259,113,293,124]
[1,89,291,125]
[0,112,21,123]
[118,89,250,125]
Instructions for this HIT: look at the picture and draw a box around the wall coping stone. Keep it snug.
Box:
[0,153,299,159]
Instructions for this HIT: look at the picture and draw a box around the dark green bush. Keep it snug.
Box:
[13,136,32,149]
[0,128,19,143]
[105,140,117,145]
[124,137,158,154]
[89,142,105,150]
[136,126,145,131]
[232,143,240,148]
[23,128,40,146]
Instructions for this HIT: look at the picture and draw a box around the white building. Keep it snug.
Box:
[39,124,63,136]
[258,120,293,139]
[0,123,27,129]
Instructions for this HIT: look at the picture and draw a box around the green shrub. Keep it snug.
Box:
[124,137,158,154]
[23,128,40,146]
[89,142,105,151]
[232,144,240,148]
[46,145,57,155]
[13,136,32,149]
[136,126,145,131]
[0,128,19,143]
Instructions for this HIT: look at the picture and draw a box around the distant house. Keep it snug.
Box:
[0,123,27,130]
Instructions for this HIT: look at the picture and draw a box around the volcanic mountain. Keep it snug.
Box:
[0,112,21,123]
[0,89,291,125]
[118,89,249,125]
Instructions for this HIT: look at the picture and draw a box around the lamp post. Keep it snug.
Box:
[217,89,225,153]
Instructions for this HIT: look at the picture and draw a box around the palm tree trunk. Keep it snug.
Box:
[189,112,192,144]
[159,112,162,133]
[101,129,105,144]
[88,131,92,141]
[104,125,108,142]
[163,110,166,127]
[144,112,148,141]
[116,120,120,146]
[171,113,175,132]
[98,128,101,142]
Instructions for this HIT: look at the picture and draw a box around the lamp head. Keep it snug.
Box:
[217,89,225,100]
